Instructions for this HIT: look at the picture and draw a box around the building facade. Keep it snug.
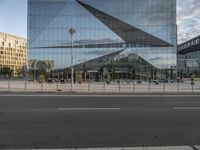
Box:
[28,0,177,81]
[0,32,27,76]
[178,35,200,78]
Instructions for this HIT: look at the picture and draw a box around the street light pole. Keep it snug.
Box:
[69,28,76,92]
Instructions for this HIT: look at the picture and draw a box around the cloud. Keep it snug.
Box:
[177,0,200,43]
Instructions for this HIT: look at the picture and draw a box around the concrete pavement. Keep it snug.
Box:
[1,80,200,93]
[8,146,200,150]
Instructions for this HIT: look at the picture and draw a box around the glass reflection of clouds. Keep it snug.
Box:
[28,0,176,71]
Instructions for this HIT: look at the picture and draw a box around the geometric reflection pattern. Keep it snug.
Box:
[29,1,68,45]
[76,0,173,47]
[28,0,177,80]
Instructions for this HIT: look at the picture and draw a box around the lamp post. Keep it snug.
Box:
[69,28,76,92]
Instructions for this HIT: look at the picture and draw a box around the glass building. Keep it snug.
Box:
[28,0,177,81]
[178,35,200,78]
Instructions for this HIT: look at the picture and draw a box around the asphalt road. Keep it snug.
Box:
[0,95,200,149]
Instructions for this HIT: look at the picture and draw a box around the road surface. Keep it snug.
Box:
[0,95,200,149]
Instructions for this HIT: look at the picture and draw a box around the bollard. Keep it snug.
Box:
[133,81,135,92]
[57,82,59,91]
[119,82,121,92]
[192,84,194,92]
[25,81,27,92]
[191,79,195,93]
[103,83,106,92]
[177,82,179,92]
[148,82,150,93]
[8,79,10,92]
[88,81,90,92]
[41,82,43,91]
[163,82,165,92]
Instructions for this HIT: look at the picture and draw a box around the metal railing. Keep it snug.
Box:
[0,80,200,93]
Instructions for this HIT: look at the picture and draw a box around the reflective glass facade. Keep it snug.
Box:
[28,0,177,80]
[178,36,200,78]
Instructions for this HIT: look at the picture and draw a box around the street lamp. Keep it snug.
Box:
[69,28,76,92]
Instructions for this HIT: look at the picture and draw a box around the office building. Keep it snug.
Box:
[28,0,177,81]
[0,32,27,76]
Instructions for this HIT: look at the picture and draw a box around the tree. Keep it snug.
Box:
[39,74,45,82]
[16,67,23,77]
[0,66,13,77]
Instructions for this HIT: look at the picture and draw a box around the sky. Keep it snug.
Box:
[177,0,200,43]
[0,0,199,44]
[0,0,27,38]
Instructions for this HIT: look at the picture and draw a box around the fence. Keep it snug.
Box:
[0,80,200,93]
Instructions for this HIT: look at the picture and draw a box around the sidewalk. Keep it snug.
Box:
[0,81,200,94]
[13,146,200,150]
[1,91,200,96]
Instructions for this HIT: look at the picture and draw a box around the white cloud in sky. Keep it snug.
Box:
[177,0,200,43]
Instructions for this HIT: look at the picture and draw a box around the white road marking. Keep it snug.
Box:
[174,107,200,110]
[57,108,121,111]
